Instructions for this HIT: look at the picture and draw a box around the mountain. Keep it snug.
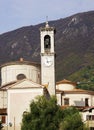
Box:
[0,11,94,82]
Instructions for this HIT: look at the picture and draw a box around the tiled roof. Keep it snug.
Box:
[82,106,94,112]
[56,79,77,86]
[56,88,94,95]
[0,60,40,68]
[0,78,44,90]
[1,81,17,89]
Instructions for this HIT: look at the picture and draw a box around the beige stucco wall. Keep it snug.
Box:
[0,91,7,108]
[57,93,62,105]
[61,93,94,106]
[56,83,75,90]
[1,64,41,86]
[7,88,43,130]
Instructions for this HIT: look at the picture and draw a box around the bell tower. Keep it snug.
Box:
[40,21,56,95]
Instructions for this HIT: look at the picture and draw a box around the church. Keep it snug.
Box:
[0,22,94,130]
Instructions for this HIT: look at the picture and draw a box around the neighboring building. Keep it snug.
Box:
[82,107,94,129]
[0,22,94,130]
[56,79,94,107]
[56,79,94,130]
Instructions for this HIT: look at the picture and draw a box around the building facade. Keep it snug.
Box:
[0,60,43,130]
[56,79,94,107]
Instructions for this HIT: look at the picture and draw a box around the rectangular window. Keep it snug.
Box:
[92,115,94,120]
[64,98,69,105]
[86,115,94,121]
[2,116,6,123]
[85,98,89,106]
[90,127,94,130]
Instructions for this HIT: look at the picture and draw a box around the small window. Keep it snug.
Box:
[85,98,89,106]
[92,115,94,120]
[86,115,91,120]
[2,116,6,123]
[17,74,26,80]
[90,127,94,130]
[64,98,69,105]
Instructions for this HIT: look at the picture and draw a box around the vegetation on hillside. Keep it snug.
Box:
[68,65,94,91]
[21,96,88,130]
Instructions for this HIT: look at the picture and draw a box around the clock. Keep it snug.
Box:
[44,57,53,66]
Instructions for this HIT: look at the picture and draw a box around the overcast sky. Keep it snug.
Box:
[0,0,94,34]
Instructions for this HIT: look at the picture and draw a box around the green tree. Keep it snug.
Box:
[21,96,88,130]
[0,121,3,130]
[21,96,63,130]
[59,107,88,130]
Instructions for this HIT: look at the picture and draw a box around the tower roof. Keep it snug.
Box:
[56,79,77,86]
[40,21,55,32]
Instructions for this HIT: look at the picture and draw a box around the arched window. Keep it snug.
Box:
[44,35,51,51]
[17,74,26,80]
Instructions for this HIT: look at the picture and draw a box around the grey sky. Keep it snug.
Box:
[0,0,94,34]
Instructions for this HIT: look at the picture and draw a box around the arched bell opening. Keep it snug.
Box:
[44,35,51,52]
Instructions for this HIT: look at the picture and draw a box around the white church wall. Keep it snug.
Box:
[0,91,7,108]
[7,88,43,130]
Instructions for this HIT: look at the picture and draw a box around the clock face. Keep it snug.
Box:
[44,57,53,66]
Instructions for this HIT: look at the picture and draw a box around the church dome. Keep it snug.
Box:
[1,59,41,86]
